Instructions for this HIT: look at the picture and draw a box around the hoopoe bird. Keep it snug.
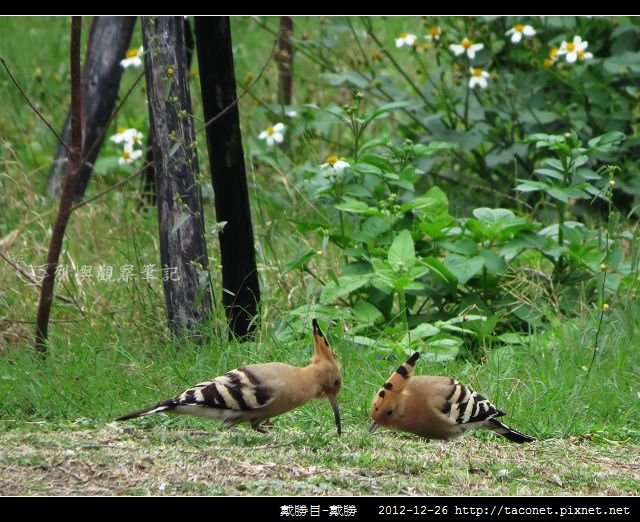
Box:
[116,319,342,434]
[369,352,534,443]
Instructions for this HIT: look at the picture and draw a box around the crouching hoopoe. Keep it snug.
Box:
[116,319,342,434]
[369,352,534,443]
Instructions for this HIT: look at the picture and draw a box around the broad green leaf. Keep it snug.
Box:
[352,299,383,325]
[444,254,484,284]
[588,131,626,150]
[472,208,515,224]
[516,180,549,192]
[321,275,369,303]
[335,197,377,214]
[423,257,457,285]
[479,250,507,275]
[388,230,416,271]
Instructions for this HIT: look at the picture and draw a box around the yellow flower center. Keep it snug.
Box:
[471,68,483,77]
[117,127,126,134]
[514,24,525,33]
[122,151,130,160]
[399,33,407,38]
[566,42,576,52]
[326,155,339,165]
[267,126,275,136]
[429,27,441,37]
[577,50,585,58]
[126,48,139,58]
[544,58,554,68]
[461,38,472,49]
[549,47,559,58]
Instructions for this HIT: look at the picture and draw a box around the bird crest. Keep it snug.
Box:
[371,352,419,414]
[312,319,337,364]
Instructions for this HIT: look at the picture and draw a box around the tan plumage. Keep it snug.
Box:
[117,319,342,434]
[369,352,534,443]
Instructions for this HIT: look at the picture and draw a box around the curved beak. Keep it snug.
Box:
[368,420,379,434]
[328,395,341,436]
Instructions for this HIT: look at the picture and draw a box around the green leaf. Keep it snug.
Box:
[439,238,479,256]
[413,141,457,156]
[516,180,549,193]
[320,275,369,303]
[479,250,507,275]
[352,299,383,325]
[283,248,315,274]
[547,186,588,203]
[421,337,461,362]
[388,230,416,271]
[361,216,391,240]
[444,254,484,284]
[423,257,457,285]
[353,162,382,176]
[472,208,515,224]
[535,168,564,181]
[364,100,414,123]
[335,197,377,214]
[588,131,626,150]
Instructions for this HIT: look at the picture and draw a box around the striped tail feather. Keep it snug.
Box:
[488,418,535,443]
[116,401,175,421]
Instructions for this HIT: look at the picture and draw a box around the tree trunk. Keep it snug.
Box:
[194,17,260,339]
[141,16,213,340]
[46,16,136,199]
[141,16,195,206]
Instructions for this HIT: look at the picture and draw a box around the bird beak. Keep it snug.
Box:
[328,394,341,435]
[368,421,379,434]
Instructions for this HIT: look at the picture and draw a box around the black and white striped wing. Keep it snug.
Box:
[442,379,505,426]
[167,367,274,412]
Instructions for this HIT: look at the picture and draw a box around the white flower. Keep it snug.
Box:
[395,33,417,48]
[469,67,490,89]
[449,38,484,60]
[285,109,298,118]
[557,36,592,63]
[118,143,143,165]
[321,155,350,174]
[120,47,143,69]
[259,122,285,147]
[425,27,442,42]
[110,127,144,146]
[505,24,536,44]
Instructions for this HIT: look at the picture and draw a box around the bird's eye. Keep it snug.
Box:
[334,379,341,386]
[387,410,393,416]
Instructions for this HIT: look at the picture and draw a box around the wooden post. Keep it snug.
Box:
[46,16,136,199]
[277,16,294,108]
[141,16,213,339]
[194,17,260,339]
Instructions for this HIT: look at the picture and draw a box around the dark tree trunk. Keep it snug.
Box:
[194,17,260,339]
[141,16,213,340]
[277,16,294,107]
[141,17,195,206]
[46,16,136,199]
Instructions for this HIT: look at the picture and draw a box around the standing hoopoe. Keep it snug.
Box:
[117,319,342,434]
[369,352,534,443]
